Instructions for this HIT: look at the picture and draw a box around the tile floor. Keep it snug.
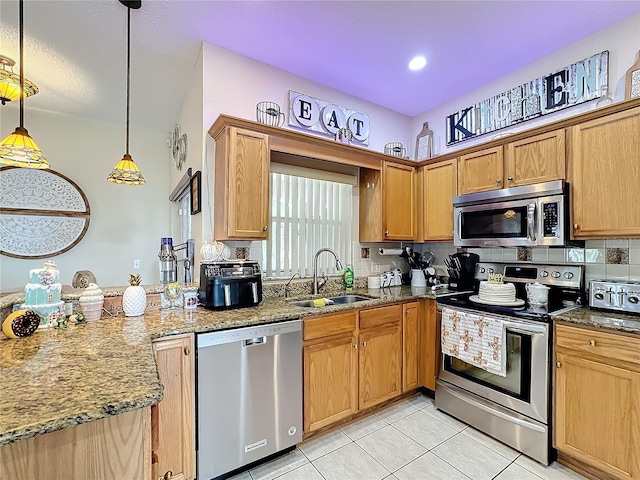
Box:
[229,394,587,480]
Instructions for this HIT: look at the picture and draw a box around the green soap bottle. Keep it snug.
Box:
[343,264,354,292]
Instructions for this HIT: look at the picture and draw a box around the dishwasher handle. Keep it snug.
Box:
[244,336,267,347]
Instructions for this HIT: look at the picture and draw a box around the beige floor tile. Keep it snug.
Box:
[406,393,435,410]
[432,433,512,480]
[299,429,352,461]
[356,425,426,472]
[249,448,309,480]
[392,409,459,450]
[275,462,324,480]
[494,462,544,480]
[395,451,471,480]
[341,413,387,440]
[376,400,419,423]
[461,427,520,461]
[422,405,468,432]
[515,456,588,479]
[313,442,390,480]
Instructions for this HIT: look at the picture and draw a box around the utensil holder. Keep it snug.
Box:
[256,101,285,127]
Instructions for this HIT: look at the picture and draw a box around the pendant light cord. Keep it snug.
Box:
[19,0,24,129]
[125,6,131,156]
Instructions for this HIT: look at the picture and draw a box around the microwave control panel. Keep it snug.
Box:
[542,202,559,237]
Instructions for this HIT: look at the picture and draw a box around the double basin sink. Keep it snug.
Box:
[288,294,373,308]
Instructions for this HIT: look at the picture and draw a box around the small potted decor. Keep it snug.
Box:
[122,274,146,316]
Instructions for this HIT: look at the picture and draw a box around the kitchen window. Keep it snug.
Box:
[263,163,355,279]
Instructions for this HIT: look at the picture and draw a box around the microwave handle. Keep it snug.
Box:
[527,202,537,242]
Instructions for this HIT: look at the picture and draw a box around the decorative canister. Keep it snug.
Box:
[184,289,198,310]
[122,274,146,317]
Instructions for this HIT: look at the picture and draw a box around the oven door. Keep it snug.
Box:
[437,307,550,423]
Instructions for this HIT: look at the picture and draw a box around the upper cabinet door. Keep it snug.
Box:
[422,160,457,241]
[568,106,640,238]
[214,127,270,240]
[505,129,566,188]
[457,146,504,194]
[383,162,415,240]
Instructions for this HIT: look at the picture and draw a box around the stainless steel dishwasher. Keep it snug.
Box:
[196,319,302,480]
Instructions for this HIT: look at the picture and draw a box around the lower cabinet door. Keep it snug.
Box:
[304,334,359,433]
[402,302,420,392]
[359,323,402,410]
[555,352,640,479]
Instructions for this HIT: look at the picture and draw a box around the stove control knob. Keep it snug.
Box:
[563,272,574,279]
[551,271,561,278]
[629,296,639,304]
[478,267,485,274]
[594,292,605,300]
[540,271,549,278]
[487,268,494,274]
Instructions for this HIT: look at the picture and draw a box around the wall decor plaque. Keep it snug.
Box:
[625,50,640,100]
[0,166,91,259]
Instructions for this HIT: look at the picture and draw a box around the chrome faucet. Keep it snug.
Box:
[313,248,344,294]
[284,272,301,298]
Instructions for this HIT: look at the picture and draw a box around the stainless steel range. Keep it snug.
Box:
[435,262,583,465]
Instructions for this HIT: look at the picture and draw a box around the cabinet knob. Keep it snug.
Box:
[263,226,268,232]
[384,230,389,236]
[362,341,367,347]
[495,179,502,184]
[183,347,190,356]
[163,472,174,480]
[507,176,513,181]
[353,343,358,350]
[589,339,596,347]
[573,224,579,230]
[556,362,562,368]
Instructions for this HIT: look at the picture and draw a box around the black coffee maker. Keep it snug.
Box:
[446,252,479,291]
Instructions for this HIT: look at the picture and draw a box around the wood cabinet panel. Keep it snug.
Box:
[422,160,457,241]
[214,126,270,240]
[304,334,358,432]
[152,334,196,480]
[457,146,504,194]
[505,129,566,187]
[360,303,402,330]
[555,324,640,479]
[0,407,151,480]
[304,311,357,342]
[359,322,402,410]
[419,299,439,391]
[402,302,420,392]
[383,162,415,240]
[568,106,640,238]
[358,169,382,242]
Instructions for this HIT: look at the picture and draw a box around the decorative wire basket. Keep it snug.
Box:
[256,101,285,127]
[384,142,406,158]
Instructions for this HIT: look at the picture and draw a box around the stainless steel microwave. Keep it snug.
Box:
[453,180,581,248]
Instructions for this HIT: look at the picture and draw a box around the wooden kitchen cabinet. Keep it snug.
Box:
[303,311,359,433]
[420,160,457,241]
[554,323,640,479]
[458,131,566,195]
[402,301,420,392]
[213,126,270,240]
[419,299,439,391]
[568,106,640,238]
[359,305,402,410]
[504,129,566,188]
[152,334,196,480]
[359,162,416,242]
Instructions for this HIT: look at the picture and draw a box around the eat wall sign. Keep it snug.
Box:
[288,90,370,145]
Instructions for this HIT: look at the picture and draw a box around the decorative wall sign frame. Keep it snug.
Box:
[0,166,91,259]
[190,170,201,215]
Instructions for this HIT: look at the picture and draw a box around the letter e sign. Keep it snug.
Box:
[291,94,320,127]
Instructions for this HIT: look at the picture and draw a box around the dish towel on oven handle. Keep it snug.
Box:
[441,307,507,377]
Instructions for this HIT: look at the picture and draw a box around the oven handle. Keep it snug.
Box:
[503,322,547,335]
[442,382,546,433]
[527,201,537,242]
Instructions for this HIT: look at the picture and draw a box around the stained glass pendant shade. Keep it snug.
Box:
[0,54,38,105]
[0,0,48,169]
[107,0,145,185]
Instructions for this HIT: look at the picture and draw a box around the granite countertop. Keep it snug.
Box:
[554,306,640,335]
[0,285,439,446]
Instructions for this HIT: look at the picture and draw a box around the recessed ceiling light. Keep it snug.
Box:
[408,56,427,71]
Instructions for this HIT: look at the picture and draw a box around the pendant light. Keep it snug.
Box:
[0,54,38,105]
[0,0,48,169]
[107,0,146,185]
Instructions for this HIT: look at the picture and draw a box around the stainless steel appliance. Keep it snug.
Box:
[453,180,582,248]
[158,237,195,283]
[196,320,303,480]
[589,280,640,314]
[435,262,583,465]
[198,260,262,310]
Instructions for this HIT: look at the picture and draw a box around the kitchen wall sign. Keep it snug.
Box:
[0,166,91,259]
[446,51,609,145]
[288,90,370,145]
[625,50,640,100]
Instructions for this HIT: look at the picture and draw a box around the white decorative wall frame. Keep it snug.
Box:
[0,166,91,259]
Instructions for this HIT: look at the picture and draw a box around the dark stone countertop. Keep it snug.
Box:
[554,306,640,335]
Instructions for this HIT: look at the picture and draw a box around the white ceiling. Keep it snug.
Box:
[1,1,639,133]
